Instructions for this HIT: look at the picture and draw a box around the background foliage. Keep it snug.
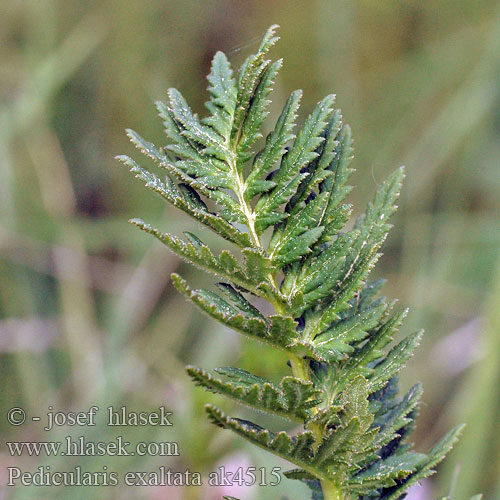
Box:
[0,1,499,499]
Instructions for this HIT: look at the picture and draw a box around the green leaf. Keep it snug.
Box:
[203,51,237,140]
[316,123,355,243]
[373,383,423,450]
[312,377,376,478]
[254,172,307,233]
[172,274,299,354]
[245,90,302,199]
[205,405,328,480]
[268,315,301,347]
[349,452,427,491]
[231,25,280,152]
[254,95,336,232]
[380,424,466,500]
[320,167,404,315]
[285,230,356,313]
[422,424,466,472]
[353,309,409,369]
[238,59,283,160]
[288,109,343,213]
[363,166,405,238]
[311,301,387,362]
[340,376,373,431]
[368,330,424,392]
[168,87,231,163]
[171,274,270,343]
[126,128,167,164]
[274,95,336,188]
[269,192,328,268]
[242,247,272,285]
[215,283,264,318]
[121,24,469,499]
[118,155,251,247]
[187,366,319,421]
[130,219,257,291]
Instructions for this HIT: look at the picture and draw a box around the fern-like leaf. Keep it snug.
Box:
[121,24,469,500]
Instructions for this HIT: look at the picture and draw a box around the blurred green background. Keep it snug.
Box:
[1,1,499,499]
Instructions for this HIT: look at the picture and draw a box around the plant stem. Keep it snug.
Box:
[289,354,343,499]
[289,353,308,380]
[321,479,343,500]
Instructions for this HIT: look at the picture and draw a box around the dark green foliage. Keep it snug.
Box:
[121,25,470,500]
[187,366,319,421]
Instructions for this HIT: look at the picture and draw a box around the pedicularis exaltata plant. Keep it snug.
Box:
[119,25,481,500]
